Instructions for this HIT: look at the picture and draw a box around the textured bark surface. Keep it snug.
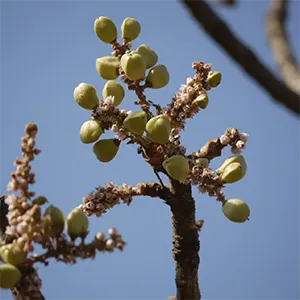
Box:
[169,179,200,300]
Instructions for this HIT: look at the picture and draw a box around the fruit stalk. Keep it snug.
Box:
[169,179,201,300]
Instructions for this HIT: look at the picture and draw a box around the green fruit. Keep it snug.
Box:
[123,111,147,135]
[94,16,117,44]
[207,71,222,88]
[146,65,170,89]
[66,208,89,240]
[120,52,146,81]
[32,196,48,206]
[222,199,250,223]
[195,158,209,168]
[80,120,103,144]
[163,155,190,181]
[217,155,247,175]
[96,56,120,80]
[93,139,120,163]
[0,244,25,266]
[146,114,171,144]
[192,92,209,109]
[220,162,246,184]
[102,80,125,107]
[136,44,158,69]
[74,83,99,110]
[121,17,141,42]
[0,264,21,289]
[43,205,65,236]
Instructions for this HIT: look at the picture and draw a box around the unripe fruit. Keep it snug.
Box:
[0,244,25,266]
[195,158,209,168]
[217,155,247,175]
[80,120,103,144]
[74,83,99,110]
[207,71,222,88]
[43,205,65,236]
[192,92,209,109]
[0,264,21,289]
[163,155,190,181]
[121,17,141,42]
[94,16,117,44]
[220,162,246,184]
[120,52,146,81]
[102,80,125,107]
[32,196,48,206]
[145,114,171,144]
[66,208,89,239]
[222,199,250,223]
[146,65,170,89]
[123,111,147,135]
[96,56,120,80]
[136,44,158,69]
[93,139,120,163]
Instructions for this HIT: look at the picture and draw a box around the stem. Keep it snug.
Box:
[169,179,200,300]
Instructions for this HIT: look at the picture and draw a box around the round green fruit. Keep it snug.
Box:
[220,162,246,184]
[66,208,89,240]
[217,155,247,176]
[136,44,158,69]
[80,120,103,144]
[146,114,171,144]
[0,264,21,289]
[222,199,250,223]
[123,111,147,135]
[163,155,190,181]
[192,92,209,109]
[207,71,222,88]
[120,52,146,81]
[102,80,125,107]
[146,65,170,89]
[93,139,120,163]
[121,17,141,42]
[94,16,117,44]
[43,205,65,236]
[96,56,120,80]
[195,158,209,168]
[0,244,25,266]
[74,83,99,110]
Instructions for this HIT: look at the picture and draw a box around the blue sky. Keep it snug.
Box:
[0,1,299,299]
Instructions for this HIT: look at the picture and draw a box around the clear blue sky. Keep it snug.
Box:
[1,1,299,299]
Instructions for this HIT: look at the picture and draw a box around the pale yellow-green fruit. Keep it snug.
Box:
[93,139,120,163]
[146,65,170,89]
[66,208,89,240]
[94,16,117,44]
[220,162,246,184]
[102,80,125,107]
[96,56,120,80]
[74,83,99,110]
[43,205,65,236]
[222,199,250,223]
[192,92,209,109]
[121,17,141,42]
[120,52,146,81]
[163,155,190,181]
[80,120,103,144]
[0,244,25,266]
[0,264,21,289]
[145,114,171,144]
[136,44,158,69]
[123,111,147,135]
[195,158,209,168]
[217,155,247,175]
[32,196,48,206]
[207,71,222,88]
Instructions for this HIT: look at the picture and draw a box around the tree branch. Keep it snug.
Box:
[266,0,300,94]
[181,0,300,116]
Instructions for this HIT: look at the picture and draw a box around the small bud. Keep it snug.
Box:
[222,199,250,223]
[146,114,171,144]
[195,158,209,168]
[66,208,89,240]
[121,52,146,81]
[221,162,246,184]
[106,239,115,250]
[0,264,21,289]
[93,139,120,163]
[96,232,105,242]
[32,196,48,206]
[121,17,141,42]
[79,120,103,144]
[74,83,99,110]
[25,122,38,136]
[146,65,170,89]
[123,111,148,135]
[136,44,158,69]
[96,56,120,80]
[192,92,209,109]
[94,16,117,44]
[207,71,222,88]
[220,135,230,145]
[102,80,125,107]
[0,244,25,266]
[108,227,117,238]
[43,205,65,236]
[163,155,190,181]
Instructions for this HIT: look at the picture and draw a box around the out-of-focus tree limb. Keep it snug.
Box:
[266,0,300,94]
[181,0,300,116]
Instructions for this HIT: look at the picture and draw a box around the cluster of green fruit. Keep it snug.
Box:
[0,206,89,289]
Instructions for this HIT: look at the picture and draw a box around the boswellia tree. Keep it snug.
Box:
[0,16,250,300]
